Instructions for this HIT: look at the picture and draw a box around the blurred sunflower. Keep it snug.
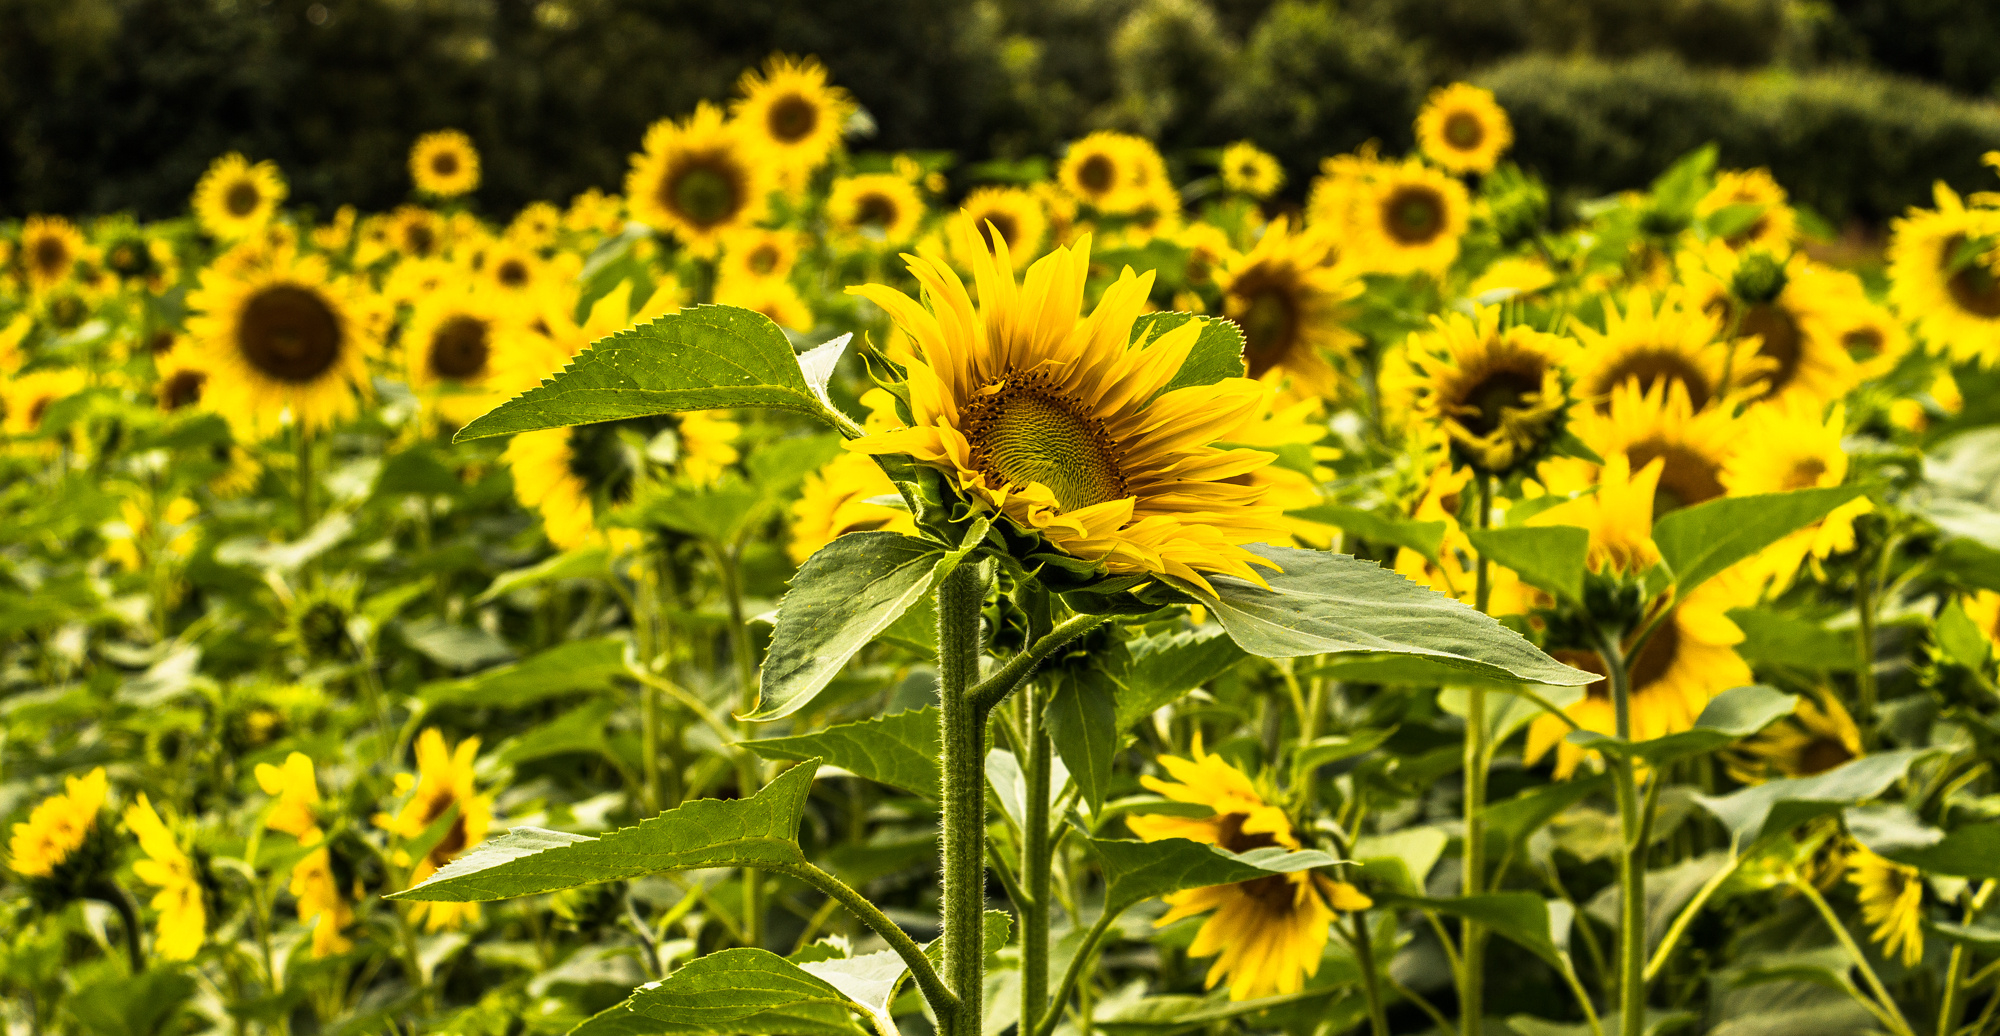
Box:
[255,752,353,958]
[1828,293,1912,382]
[378,729,493,931]
[1692,247,1858,407]
[1304,147,1390,232]
[1393,462,1540,614]
[8,768,108,880]
[845,229,1289,592]
[1174,222,1240,293]
[626,102,771,252]
[387,206,447,260]
[409,129,481,198]
[192,154,287,241]
[1530,452,1661,577]
[123,794,206,961]
[2,368,88,442]
[1579,379,1738,519]
[790,391,918,563]
[185,248,373,436]
[1394,306,1572,474]
[1354,159,1470,276]
[404,285,519,425]
[100,232,173,290]
[950,187,1049,271]
[1414,83,1512,175]
[1216,218,1359,396]
[1889,183,2000,366]
[1698,168,1796,252]
[1127,737,1371,1001]
[1849,848,1924,967]
[715,276,813,332]
[1727,690,1861,783]
[1566,288,1732,413]
[19,215,87,293]
[507,201,562,245]
[477,239,554,307]
[1058,131,1165,214]
[1722,400,1870,587]
[1219,141,1285,199]
[733,54,855,177]
[718,227,801,284]
[828,173,925,246]
[506,411,738,551]
[208,439,265,498]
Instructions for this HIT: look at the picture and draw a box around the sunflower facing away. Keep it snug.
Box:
[1888,182,2000,366]
[255,752,353,957]
[1220,141,1285,199]
[733,54,856,177]
[1565,288,1733,413]
[8,768,107,880]
[1058,131,1168,215]
[1849,847,1924,967]
[410,129,481,198]
[626,102,772,251]
[828,173,926,246]
[185,247,373,437]
[1354,159,1470,276]
[18,215,88,293]
[1394,306,1572,474]
[192,154,288,241]
[1126,737,1371,1001]
[1415,83,1513,175]
[378,729,493,931]
[124,794,206,961]
[845,229,1293,592]
[1216,218,1360,397]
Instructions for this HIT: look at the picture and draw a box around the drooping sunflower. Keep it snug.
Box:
[1414,82,1513,175]
[409,129,481,198]
[1219,141,1285,199]
[1353,159,1471,276]
[1577,379,1740,519]
[1849,848,1924,967]
[506,411,739,551]
[828,173,926,246]
[18,215,87,294]
[255,752,353,958]
[1216,218,1360,397]
[1722,399,1870,588]
[404,285,521,425]
[1697,168,1797,253]
[191,154,287,241]
[184,248,373,437]
[844,229,1292,592]
[732,54,856,177]
[625,102,772,252]
[1727,690,1862,784]
[123,794,206,961]
[1057,131,1166,215]
[1888,182,2000,366]
[1126,737,1371,1001]
[377,729,493,932]
[949,187,1049,272]
[1393,306,1572,474]
[718,227,801,284]
[1565,288,1733,413]
[8,768,108,880]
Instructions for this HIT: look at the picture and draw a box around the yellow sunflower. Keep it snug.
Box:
[1529,452,1661,578]
[1722,399,1870,588]
[123,794,205,961]
[477,239,556,307]
[1727,689,1862,784]
[1577,379,1740,519]
[1697,168,1797,253]
[790,392,919,563]
[1565,288,1732,413]
[506,410,739,551]
[1304,147,1390,232]
[1057,131,1167,215]
[1393,462,1541,615]
[1174,222,1240,292]
[377,729,493,932]
[1687,245,1858,408]
[255,753,353,958]
[1352,159,1471,276]
[716,276,813,332]
[184,247,373,437]
[1219,141,1285,199]
[409,129,481,198]
[1215,218,1360,397]
[844,229,1292,593]
[2,368,88,442]
[8,768,107,879]
[718,227,801,283]
[1126,737,1371,1001]
[18,215,87,294]
[732,54,856,177]
[386,205,447,260]
[1828,293,1912,382]
[625,102,772,251]
[949,187,1050,272]
[403,284,522,425]
[1888,182,2000,366]
[191,153,287,241]
[1393,306,1572,474]
[828,173,926,246]
[1414,83,1513,175]
[1849,848,1924,967]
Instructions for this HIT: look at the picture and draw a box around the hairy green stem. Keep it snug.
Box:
[1597,628,1645,1036]
[1462,470,1495,1036]
[1939,881,1995,1036]
[937,561,990,1036]
[1033,909,1118,1036]
[716,542,767,948]
[784,861,954,1019]
[1021,682,1053,1036]
[969,613,1108,712]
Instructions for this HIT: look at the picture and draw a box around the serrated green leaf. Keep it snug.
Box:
[1049,670,1120,815]
[1114,628,1248,727]
[1290,729,1395,787]
[1088,837,1340,915]
[747,707,941,798]
[1566,685,1797,766]
[1693,749,1936,846]
[570,948,867,1036]
[1352,827,1449,894]
[1188,545,1593,685]
[1131,312,1246,395]
[1652,486,1871,598]
[1465,525,1587,603]
[420,638,627,707]
[455,305,837,442]
[1288,504,1447,564]
[390,761,817,902]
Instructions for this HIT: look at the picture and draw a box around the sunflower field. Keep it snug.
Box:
[10,48,2000,1036]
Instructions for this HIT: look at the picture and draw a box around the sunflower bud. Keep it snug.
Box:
[1729,249,1789,306]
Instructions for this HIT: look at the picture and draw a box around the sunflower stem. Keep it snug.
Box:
[1020,681,1053,1036]
[295,423,315,538]
[1855,531,1897,752]
[1461,469,1496,1036]
[716,540,768,949]
[1794,876,1915,1036]
[1347,911,1393,1036]
[1597,627,1646,1036]
[937,560,991,1036]
[1939,881,1995,1036]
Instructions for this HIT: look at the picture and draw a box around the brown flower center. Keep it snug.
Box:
[1843,327,1884,361]
[225,180,262,217]
[664,155,746,229]
[237,284,343,384]
[1943,235,2000,318]
[495,258,530,289]
[1783,456,1827,491]
[1077,153,1115,194]
[1740,302,1803,399]
[32,237,69,279]
[1589,349,1712,413]
[963,372,1127,512]
[162,370,207,410]
[747,243,782,277]
[974,212,1020,252]
[428,314,491,381]
[1230,266,1301,380]
[1798,736,1854,776]
[1382,184,1446,245]
[856,192,897,229]
[431,151,460,177]
[1443,111,1484,150]
[1627,438,1724,518]
[767,93,819,144]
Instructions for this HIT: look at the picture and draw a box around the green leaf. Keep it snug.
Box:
[1098,990,1346,1036]
[1188,545,1593,685]
[1846,804,2000,880]
[750,532,946,722]
[622,476,766,544]
[1565,685,1797,766]
[747,707,941,799]
[475,545,612,604]
[1693,749,1936,846]
[1727,609,1858,671]
[1507,1010,1696,1036]
[1483,775,1610,853]
[1049,671,1120,815]
[399,618,516,670]
[1938,598,1993,670]
[1352,827,1449,894]
[455,305,840,442]
[570,948,867,1036]
[1465,525,1587,603]
[496,699,623,767]
[1290,729,1396,787]
[1652,486,1871,597]
[1929,538,2000,594]
[1088,837,1340,915]
[1114,628,1248,727]
[389,761,817,902]
[1649,143,1718,219]
[1131,313,1247,395]
[1288,504,1446,563]
[374,446,462,498]
[420,638,628,707]
[1387,892,1568,970]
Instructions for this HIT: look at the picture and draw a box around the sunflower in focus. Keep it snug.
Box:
[845,229,1291,592]
[1697,168,1796,252]
[19,215,87,293]
[829,174,925,246]
[185,247,373,436]
[950,188,1049,271]
[1849,848,1924,967]
[8,768,108,880]
[1888,183,2000,366]
[1058,131,1165,214]
[1415,83,1512,175]
[1126,737,1371,1001]
[1216,218,1360,397]
[1219,142,1284,199]
[1727,690,1861,784]
[719,227,801,284]
[627,103,772,251]
[733,54,855,177]
[192,154,287,241]
[123,794,206,961]
[1566,288,1733,413]
[255,753,353,958]
[410,129,481,198]
[404,285,519,425]
[378,729,493,931]
[1394,306,1572,474]
[1354,159,1470,276]
[1722,400,1870,588]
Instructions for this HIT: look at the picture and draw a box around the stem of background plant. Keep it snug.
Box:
[936,560,991,1036]
[716,539,767,949]
[1938,880,1995,1036]
[1597,628,1646,1036]
[1461,469,1496,1036]
[1855,531,1897,751]
[1793,877,1914,1036]
[295,423,315,536]
[1021,680,1053,1036]
[1350,912,1394,1036]
[636,550,665,816]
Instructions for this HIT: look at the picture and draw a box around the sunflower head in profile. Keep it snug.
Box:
[409,129,481,198]
[123,794,207,961]
[1566,287,1735,415]
[192,153,287,241]
[254,752,354,958]
[625,102,772,252]
[377,729,493,932]
[1126,737,1371,1001]
[1395,306,1572,475]
[1415,82,1513,175]
[732,54,856,178]
[829,173,926,246]
[1215,218,1360,398]
[404,285,522,425]
[184,247,374,438]
[1219,141,1285,199]
[1888,183,2000,366]
[1849,847,1925,967]
[18,215,87,294]
[7,768,116,907]
[844,227,1292,593]
[949,188,1049,271]
[1697,168,1797,253]
[1057,131,1166,215]
[506,411,739,551]
[1354,159,1471,276]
